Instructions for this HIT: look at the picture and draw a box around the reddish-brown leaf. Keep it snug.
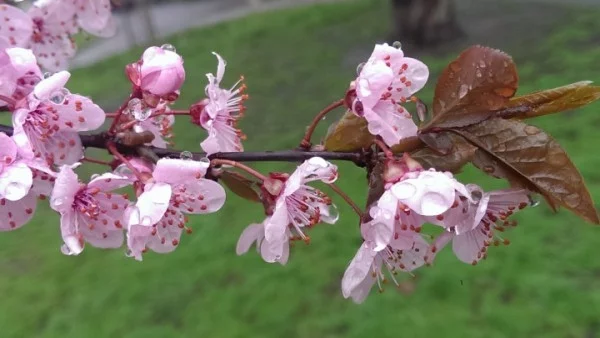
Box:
[323,110,374,151]
[411,133,476,172]
[454,118,599,224]
[423,45,519,129]
[505,81,600,119]
[219,170,261,203]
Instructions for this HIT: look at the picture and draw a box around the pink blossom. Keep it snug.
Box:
[126,158,226,260]
[131,46,186,97]
[12,71,106,165]
[50,165,131,255]
[237,157,339,264]
[192,52,247,155]
[341,228,428,303]
[0,132,53,231]
[350,43,429,146]
[428,188,530,265]
[0,47,43,107]
[0,4,33,48]
[75,0,116,37]
[236,222,289,265]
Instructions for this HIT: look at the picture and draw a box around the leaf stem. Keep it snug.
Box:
[328,183,363,218]
[211,159,268,182]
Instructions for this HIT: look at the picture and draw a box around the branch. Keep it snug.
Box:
[0,124,366,165]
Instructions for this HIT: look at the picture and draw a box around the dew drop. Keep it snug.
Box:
[476,69,483,78]
[114,165,133,177]
[478,59,487,68]
[49,88,69,105]
[43,71,53,79]
[564,193,581,208]
[127,98,142,115]
[133,108,152,121]
[275,255,282,261]
[125,249,134,258]
[391,181,417,199]
[198,157,210,165]
[51,196,67,207]
[90,174,100,180]
[326,204,339,223]
[60,244,73,255]
[458,84,469,99]
[392,41,402,49]
[180,151,193,160]
[356,62,365,75]
[529,196,540,207]
[161,43,176,52]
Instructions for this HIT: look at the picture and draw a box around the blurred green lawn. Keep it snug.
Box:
[2,0,600,337]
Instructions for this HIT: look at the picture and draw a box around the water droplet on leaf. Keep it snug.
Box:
[458,84,469,99]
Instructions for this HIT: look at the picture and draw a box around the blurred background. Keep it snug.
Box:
[2,0,600,337]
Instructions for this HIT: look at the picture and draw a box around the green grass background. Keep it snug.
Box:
[2,0,600,337]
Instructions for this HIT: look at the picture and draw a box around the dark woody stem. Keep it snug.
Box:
[299,99,345,149]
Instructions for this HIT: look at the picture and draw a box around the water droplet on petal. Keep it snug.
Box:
[49,88,69,105]
[43,71,53,79]
[125,249,134,258]
[308,157,328,168]
[275,255,282,261]
[458,84,469,99]
[127,98,142,115]
[91,174,100,180]
[60,244,73,255]
[114,165,133,177]
[180,151,193,160]
[140,216,153,226]
[476,69,482,78]
[4,182,28,200]
[420,192,453,216]
[392,41,402,49]
[392,181,417,199]
[356,62,365,75]
[161,43,176,52]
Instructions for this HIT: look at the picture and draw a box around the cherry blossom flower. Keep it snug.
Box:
[50,165,131,255]
[236,222,289,265]
[428,188,530,265]
[0,47,43,107]
[126,158,226,260]
[12,71,106,165]
[75,0,116,38]
[341,227,428,303]
[0,132,51,231]
[191,52,247,155]
[237,157,339,264]
[126,46,185,99]
[349,43,429,146]
[363,155,472,251]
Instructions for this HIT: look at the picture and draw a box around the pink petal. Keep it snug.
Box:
[0,4,33,48]
[0,162,33,201]
[391,57,429,98]
[391,170,458,216]
[341,242,377,299]
[427,231,453,265]
[236,223,264,255]
[30,34,76,71]
[50,165,80,213]
[0,191,37,231]
[56,94,106,131]
[211,52,226,84]
[140,46,185,95]
[394,233,429,271]
[153,158,208,185]
[0,132,17,163]
[28,1,78,36]
[44,130,84,165]
[200,120,243,155]
[127,222,153,261]
[264,203,289,243]
[260,235,289,264]
[147,217,183,254]
[356,60,394,109]
[174,179,226,214]
[369,43,404,61]
[76,0,113,36]
[364,102,417,146]
[60,211,84,255]
[88,172,131,191]
[33,71,70,101]
[130,182,171,226]
[452,225,490,264]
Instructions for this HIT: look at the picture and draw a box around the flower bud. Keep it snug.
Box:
[139,46,185,96]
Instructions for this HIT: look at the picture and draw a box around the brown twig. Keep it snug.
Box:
[211,159,268,182]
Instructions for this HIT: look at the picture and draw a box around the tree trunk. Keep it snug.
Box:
[390,0,464,47]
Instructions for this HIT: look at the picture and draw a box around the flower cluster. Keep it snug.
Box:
[0,0,115,71]
[0,1,594,305]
